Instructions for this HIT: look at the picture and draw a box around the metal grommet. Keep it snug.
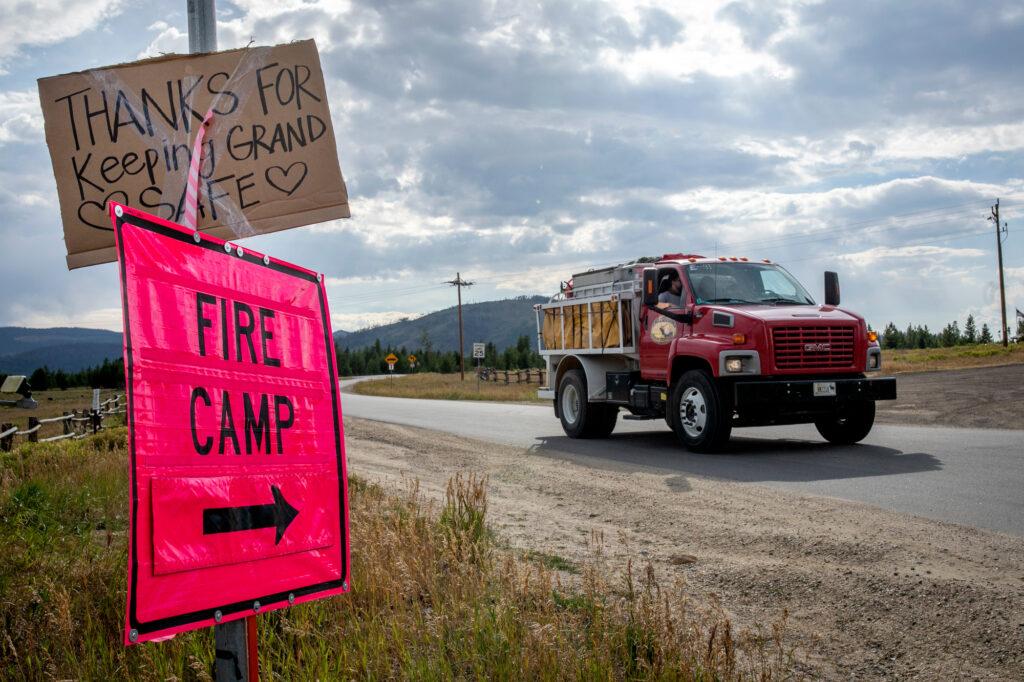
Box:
[288,593,295,605]
[342,581,349,591]
[128,629,138,642]
[193,231,201,243]
[114,205,124,218]
[214,610,223,623]
[224,243,233,253]
[253,601,261,613]
[237,247,245,257]
[263,255,270,266]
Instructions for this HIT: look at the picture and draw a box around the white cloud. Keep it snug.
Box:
[838,245,987,267]
[11,305,123,331]
[331,310,421,332]
[0,0,125,72]
[0,89,43,144]
[137,21,187,58]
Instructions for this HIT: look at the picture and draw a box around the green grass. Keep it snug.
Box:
[524,550,580,575]
[352,372,548,403]
[885,343,1024,373]
[0,430,794,680]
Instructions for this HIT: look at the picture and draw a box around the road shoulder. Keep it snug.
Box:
[344,416,1024,680]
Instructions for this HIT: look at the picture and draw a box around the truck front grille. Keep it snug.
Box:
[772,326,856,370]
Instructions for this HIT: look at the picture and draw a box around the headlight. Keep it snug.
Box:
[720,351,760,375]
[867,353,879,369]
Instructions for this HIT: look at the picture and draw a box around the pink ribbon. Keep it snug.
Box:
[182,109,215,232]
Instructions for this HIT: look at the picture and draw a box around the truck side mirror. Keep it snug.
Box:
[642,268,659,307]
[824,271,840,306]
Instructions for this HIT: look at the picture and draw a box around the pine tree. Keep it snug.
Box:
[29,366,51,391]
[979,323,993,344]
[963,315,977,344]
[939,321,961,347]
[882,322,902,349]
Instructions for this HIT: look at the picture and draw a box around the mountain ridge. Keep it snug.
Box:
[335,296,546,352]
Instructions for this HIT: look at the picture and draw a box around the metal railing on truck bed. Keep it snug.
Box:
[535,279,639,356]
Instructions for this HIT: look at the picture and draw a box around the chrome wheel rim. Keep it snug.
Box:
[679,387,707,438]
[562,383,581,425]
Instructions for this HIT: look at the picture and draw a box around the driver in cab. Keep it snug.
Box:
[658,272,683,308]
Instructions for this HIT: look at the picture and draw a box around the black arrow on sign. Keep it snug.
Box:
[203,485,299,545]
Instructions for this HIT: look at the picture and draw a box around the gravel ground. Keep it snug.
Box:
[878,364,1024,430]
[344,416,1024,680]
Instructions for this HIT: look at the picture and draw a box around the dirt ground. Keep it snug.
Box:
[344,417,1024,680]
[877,364,1024,430]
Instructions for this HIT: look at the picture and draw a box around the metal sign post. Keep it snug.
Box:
[472,343,485,393]
[185,4,257,680]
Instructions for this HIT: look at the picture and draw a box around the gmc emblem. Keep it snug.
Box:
[804,342,831,352]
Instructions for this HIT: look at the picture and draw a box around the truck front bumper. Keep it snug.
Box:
[734,376,896,407]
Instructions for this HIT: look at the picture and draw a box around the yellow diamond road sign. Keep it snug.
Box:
[385,353,399,364]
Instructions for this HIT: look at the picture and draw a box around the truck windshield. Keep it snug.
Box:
[684,262,815,306]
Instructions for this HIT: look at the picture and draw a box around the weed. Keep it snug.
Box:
[0,430,795,680]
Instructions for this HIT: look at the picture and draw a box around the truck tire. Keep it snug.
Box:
[558,369,617,439]
[668,369,731,453]
[815,401,875,444]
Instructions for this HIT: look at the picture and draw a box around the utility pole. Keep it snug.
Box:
[989,199,1009,347]
[446,273,474,380]
[187,0,217,53]
[184,4,254,680]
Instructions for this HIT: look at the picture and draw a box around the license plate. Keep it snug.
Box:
[813,381,837,397]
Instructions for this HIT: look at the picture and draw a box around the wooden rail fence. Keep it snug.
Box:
[0,394,125,452]
[475,367,547,385]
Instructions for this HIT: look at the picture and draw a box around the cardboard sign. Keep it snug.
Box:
[38,40,349,270]
[111,203,349,644]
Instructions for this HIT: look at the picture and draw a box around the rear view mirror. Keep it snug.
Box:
[642,268,659,307]
[824,271,841,306]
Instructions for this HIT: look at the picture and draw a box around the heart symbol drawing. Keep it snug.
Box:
[77,191,129,231]
[265,162,308,196]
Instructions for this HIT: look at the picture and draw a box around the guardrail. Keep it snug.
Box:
[475,368,546,385]
[0,394,125,452]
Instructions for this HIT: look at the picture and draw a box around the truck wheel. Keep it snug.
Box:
[815,402,875,444]
[558,369,617,439]
[668,370,731,453]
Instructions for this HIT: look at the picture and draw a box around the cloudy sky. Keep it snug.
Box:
[1,0,1022,336]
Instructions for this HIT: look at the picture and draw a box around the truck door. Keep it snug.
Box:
[640,265,689,383]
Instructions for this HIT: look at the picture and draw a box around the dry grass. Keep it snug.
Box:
[884,343,1024,374]
[0,388,125,443]
[352,372,547,403]
[0,430,795,680]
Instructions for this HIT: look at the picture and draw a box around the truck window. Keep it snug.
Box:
[685,263,813,305]
[760,269,798,297]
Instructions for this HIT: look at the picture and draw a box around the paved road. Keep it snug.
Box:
[340,381,1024,537]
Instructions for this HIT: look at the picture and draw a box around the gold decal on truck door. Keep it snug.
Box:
[649,318,677,345]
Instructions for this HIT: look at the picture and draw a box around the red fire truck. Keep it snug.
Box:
[535,254,896,451]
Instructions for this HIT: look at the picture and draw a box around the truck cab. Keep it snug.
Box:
[535,255,896,452]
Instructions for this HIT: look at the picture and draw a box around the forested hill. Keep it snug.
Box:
[0,327,122,374]
[335,296,547,352]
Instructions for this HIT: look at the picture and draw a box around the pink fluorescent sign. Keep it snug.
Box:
[110,203,350,645]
